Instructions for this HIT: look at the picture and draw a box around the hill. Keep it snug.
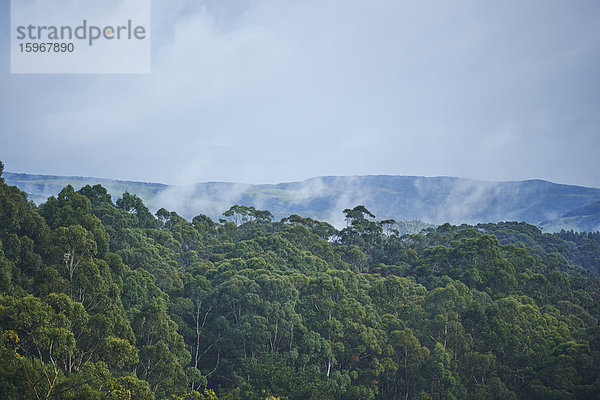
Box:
[542,200,600,232]
[5,172,600,232]
[1,165,600,399]
[3,172,167,205]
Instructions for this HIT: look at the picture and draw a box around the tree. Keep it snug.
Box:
[53,225,97,299]
[116,192,157,229]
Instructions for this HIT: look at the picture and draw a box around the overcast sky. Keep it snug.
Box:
[1,0,599,187]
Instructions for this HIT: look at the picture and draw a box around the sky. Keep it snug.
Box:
[1,0,599,187]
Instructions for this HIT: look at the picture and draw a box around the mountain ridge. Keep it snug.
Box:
[4,171,600,232]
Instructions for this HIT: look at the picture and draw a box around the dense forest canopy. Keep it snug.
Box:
[1,160,599,400]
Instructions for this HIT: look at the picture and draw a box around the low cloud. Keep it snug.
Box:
[1,0,599,188]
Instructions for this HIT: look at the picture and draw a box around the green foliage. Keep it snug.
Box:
[1,162,600,399]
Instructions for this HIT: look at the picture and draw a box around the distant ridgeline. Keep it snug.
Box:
[1,161,600,399]
[5,171,600,232]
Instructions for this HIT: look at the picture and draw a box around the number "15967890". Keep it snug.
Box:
[19,42,74,53]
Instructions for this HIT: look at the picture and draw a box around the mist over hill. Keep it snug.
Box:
[5,172,600,232]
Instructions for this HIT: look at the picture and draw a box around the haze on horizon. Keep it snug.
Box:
[1,0,599,188]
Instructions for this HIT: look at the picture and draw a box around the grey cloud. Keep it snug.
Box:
[1,0,599,188]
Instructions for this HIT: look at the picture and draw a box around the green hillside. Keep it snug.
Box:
[3,172,167,205]
[5,172,600,232]
[541,201,600,232]
[1,161,600,399]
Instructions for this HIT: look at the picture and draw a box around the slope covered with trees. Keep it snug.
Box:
[6,172,600,233]
[1,161,599,399]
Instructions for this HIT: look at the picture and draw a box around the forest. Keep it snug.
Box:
[1,160,599,400]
